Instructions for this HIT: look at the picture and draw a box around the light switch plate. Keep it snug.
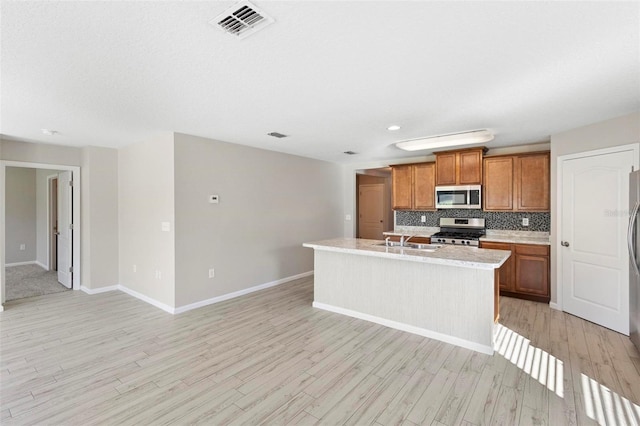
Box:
[161,222,170,232]
[345,214,352,221]
[421,215,426,223]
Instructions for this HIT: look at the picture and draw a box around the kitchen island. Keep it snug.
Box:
[303,238,511,354]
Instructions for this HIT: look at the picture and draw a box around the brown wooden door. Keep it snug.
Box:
[458,150,482,184]
[358,184,385,239]
[516,153,550,211]
[483,157,514,211]
[480,241,514,291]
[413,163,436,210]
[435,153,456,185]
[391,166,412,209]
[514,244,549,297]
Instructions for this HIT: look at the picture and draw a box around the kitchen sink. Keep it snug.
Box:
[374,242,442,251]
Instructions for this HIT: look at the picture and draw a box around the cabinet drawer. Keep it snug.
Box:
[515,244,549,256]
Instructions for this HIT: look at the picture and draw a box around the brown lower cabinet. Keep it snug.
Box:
[480,241,550,303]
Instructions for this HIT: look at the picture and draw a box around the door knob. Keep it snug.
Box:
[561,241,570,247]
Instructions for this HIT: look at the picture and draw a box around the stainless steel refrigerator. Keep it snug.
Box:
[628,170,640,351]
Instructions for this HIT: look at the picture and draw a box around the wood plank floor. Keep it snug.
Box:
[1,276,639,425]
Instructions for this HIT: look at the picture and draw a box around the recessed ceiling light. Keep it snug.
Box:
[41,129,58,136]
[387,125,401,131]
[395,129,494,152]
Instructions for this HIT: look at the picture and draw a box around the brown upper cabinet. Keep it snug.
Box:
[391,162,436,210]
[483,152,550,212]
[435,147,485,185]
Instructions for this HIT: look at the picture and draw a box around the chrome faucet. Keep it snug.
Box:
[400,235,415,246]
[385,236,391,247]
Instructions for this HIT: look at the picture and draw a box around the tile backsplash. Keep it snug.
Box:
[395,209,550,232]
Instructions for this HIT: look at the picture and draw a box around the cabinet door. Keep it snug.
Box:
[413,163,436,210]
[483,157,514,211]
[516,153,550,211]
[392,166,412,210]
[435,153,457,185]
[515,248,549,297]
[458,150,483,184]
[480,242,514,291]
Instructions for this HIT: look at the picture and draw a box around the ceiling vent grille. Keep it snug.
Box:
[267,132,288,138]
[211,1,274,40]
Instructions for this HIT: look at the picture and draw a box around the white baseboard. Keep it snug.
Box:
[173,270,314,314]
[312,301,494,355]
[83,271,314,315]
[118,285,175,314]
[5,261,37,267]
[35,261,48,270]
[81,285,119,295]
[549,302,561,311]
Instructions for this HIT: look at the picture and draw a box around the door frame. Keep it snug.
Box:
[0,161,82,308]
[556,143,639,311]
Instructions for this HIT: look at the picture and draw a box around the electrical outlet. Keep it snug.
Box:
[155,270,162,279]
[133,264,137,273]
[421,215,426,223]
[161,222,170,232]
[19,244,25,251]
[345,214,352,221]
[522,218,529,226]
[208,268,215,278]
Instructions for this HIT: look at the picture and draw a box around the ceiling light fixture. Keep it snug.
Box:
[395,129,494,152]
[387,125,401,131]
[41,129,58,136]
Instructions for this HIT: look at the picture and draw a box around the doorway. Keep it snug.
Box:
[1,161,81,309]
[356,169,393,239]
[558,143,639,334]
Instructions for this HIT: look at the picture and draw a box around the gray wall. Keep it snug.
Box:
[0,139,82,166]
[173,133,344,308]
[81,146,119,290]
[550,111,640,305]
[1,139,120,299]
[5,167,37,264]
[118,134,175,307]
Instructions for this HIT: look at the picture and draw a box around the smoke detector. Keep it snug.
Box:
[211,1,274,40]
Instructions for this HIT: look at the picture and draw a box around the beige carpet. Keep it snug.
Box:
[5,264,70,301]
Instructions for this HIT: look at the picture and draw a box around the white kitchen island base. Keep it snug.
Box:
[306,241,508,355]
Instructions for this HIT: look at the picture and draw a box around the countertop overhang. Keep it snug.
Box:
[303,238,511,270]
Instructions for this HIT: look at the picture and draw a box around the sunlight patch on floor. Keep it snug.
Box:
[494,323,564,398]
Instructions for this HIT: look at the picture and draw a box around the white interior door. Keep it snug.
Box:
[359,184,385,240]
[57,171,72,288]
[560,147,636,334]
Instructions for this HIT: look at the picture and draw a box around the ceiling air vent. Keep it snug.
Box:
[267,132,288,138]
[344,151,358,155]
[211,1,274,40]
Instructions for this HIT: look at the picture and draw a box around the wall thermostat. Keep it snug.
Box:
[209,195,219,204]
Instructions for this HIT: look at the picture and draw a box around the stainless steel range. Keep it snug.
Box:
[430,218,485,246]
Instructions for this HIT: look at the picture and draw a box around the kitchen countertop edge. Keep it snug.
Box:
[304,238,510,270]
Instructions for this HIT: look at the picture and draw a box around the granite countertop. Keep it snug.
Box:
[303,238,511,270]
[480,230,550,246]
[384,227,550,246]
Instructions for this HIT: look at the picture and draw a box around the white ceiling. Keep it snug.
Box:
[2,1,639,164]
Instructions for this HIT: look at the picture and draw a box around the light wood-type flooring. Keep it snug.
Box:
[1,276,639,425]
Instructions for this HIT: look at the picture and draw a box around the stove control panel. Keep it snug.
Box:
[432,238,479,247]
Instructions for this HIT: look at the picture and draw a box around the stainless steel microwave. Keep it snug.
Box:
[435,185,482,209]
